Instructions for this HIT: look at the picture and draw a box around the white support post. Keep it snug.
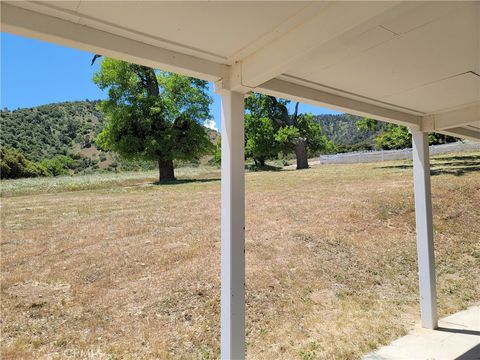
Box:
[411,129,438,329]
[220,90,245,360]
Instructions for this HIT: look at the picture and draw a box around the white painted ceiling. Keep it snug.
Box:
[18,1,317,63]
[287,2,479,114]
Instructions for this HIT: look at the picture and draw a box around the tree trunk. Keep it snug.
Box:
[290,102,299,126]
[158,159,175,182]
[295,138,309,169]
[258,158,266,166]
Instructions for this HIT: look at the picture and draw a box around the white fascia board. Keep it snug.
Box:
[1,3,226,82]
[427,102,480,130]
[436,127,480,142]
[239,1,402,88]
[256,78,422,128]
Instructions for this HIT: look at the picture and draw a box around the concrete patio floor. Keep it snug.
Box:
[364,306,480,360]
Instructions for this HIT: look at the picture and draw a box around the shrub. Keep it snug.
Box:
[40,155,76,176]
[210,138,221,165]
[0,146,48,179]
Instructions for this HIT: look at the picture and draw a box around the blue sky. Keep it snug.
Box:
[1,32,339,130]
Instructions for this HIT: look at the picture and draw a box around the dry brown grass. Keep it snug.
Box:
[1,153,479,359]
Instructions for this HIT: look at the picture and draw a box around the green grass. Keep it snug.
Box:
[0,166,220,197]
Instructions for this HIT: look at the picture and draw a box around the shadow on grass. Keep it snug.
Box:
[377,154,480,177]
[152,178,220,186]
[245,164,283,172]
[150,164,283,186]
[435,155,480,162]
[429,166,480,176]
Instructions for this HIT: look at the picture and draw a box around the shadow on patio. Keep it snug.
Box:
[364,306,480,360]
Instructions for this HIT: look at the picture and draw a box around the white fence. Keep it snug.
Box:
[318,141,480,165]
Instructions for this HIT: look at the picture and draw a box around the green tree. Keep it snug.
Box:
[245,116,279,166]
[212,137,222,165]
[356,118,459,150]
[40,155,76,176]
[275,111,333,168]
[244,93,288,166]
[94,58,213,182]
[374,125,411,150]
[0,146,48,179]
[245,93,331,169]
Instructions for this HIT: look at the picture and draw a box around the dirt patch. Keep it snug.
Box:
[6,281,71,308]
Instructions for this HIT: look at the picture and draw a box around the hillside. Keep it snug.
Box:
[0,100,219,174]
[1,100,375,158]
[314,113,386,151]
[1,100,388,174]
[1,100,107,168]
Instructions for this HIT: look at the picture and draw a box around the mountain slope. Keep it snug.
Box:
[2,100,388,163]
[314,114,386,151]
[0,100,219,173]
[1,100,104,162]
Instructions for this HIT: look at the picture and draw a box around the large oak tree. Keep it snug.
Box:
[245,93,332,169]
[94,58,213,182]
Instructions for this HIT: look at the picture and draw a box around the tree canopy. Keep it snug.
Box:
[244,93,332,168]
[0,146,49,179]
[356,118,459,150]
[94,58,214,181]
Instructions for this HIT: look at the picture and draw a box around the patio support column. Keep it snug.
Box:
[411,129,438,329]
[220,90,245,359]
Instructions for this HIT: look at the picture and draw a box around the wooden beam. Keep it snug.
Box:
[428,102,480,130]
[1,2,225,82]
[436,127,480,141]
[256,78,422,128]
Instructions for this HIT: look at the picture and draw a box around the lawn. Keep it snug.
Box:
[1,153,479,359]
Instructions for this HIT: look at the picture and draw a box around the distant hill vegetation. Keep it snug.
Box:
[0,100,219,178]
[313,114,386,152]
[315,114,458,152]
[1,100,105,162]
[1,100,413,179]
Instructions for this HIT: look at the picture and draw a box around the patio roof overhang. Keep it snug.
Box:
[2,1,479,140]
[2,2,479,359]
